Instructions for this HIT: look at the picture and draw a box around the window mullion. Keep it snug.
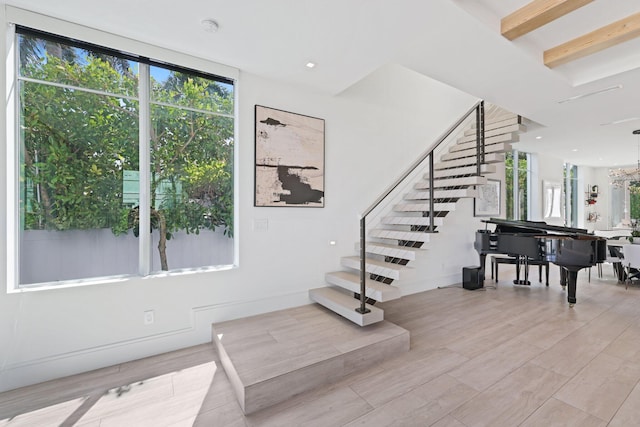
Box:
[138,63,151,276]
[7,24,19,290]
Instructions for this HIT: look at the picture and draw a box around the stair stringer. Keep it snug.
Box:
[310,104,525,325]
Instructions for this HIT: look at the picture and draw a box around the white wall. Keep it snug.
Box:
[0,8,482,391]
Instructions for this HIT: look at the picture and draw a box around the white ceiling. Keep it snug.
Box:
[3,0,640,167]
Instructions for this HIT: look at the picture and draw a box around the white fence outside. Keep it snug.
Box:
[20,228,234,284]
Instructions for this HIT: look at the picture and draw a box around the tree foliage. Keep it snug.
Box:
[20,34,234,270]
[505,152,529,220]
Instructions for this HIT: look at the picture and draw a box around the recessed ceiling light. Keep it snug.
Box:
[558,84,622,104]
[305,62,316,69]
[572,149,578,152]
[201,19,219,33]
[535,136,542,140]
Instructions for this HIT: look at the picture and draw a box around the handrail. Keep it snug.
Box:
[356,100,485,315]
[360,100,483,219]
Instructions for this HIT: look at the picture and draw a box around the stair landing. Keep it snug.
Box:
[212,303,409,414]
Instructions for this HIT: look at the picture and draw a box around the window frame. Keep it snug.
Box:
[506,150,527,220]
[4,11,239,292]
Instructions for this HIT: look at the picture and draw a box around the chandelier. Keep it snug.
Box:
[609,129,640,187]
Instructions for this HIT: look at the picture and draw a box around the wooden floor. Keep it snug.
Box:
[3,264,640,426]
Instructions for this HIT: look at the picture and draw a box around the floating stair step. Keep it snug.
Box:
[369,228,431,243]
[468,115,521,134]
[309,287,383,326]
[357,241,422,261]
[440,142,511,161]
[393,202,457,212]
[459,124,526,144]
[415,175,486,189]
[341,255,405,280]
[404,188,477,200]
[325,271,402,302]
[435,153,505,169]
[381,215,445,227]
[425,164,496,179]
[452,133,519,152]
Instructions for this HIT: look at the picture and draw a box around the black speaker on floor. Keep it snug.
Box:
[462,266,483,290]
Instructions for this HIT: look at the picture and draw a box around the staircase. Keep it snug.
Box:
[309,102,527,326]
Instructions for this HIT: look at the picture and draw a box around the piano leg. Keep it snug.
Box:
[478,253,487,284]
[566,269,578,306]
[560,267,567,288]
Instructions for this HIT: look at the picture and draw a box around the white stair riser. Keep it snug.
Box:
[357,242,419,260]
[309,287,383,326]
[369,229,431,243]
[341,256,403,280]
[425,164,496,179]
[382,216,444,226]
[404,189,477,200]
[325,271,402,302]
[434,153,505,169]
[440,142,511,161]
[415,175,487,189]
[466,116,521,135]
[459,124,526,143]
[451,133,519,152]
[394,203,456,212]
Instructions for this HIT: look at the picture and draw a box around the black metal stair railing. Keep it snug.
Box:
[356,100,486,315]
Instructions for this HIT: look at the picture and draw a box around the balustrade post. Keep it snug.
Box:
[356,217,370,314]
[476,101,485,175]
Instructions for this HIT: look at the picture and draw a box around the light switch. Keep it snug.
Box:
[253,218,268,232]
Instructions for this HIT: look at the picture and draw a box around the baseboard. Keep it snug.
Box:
[400,272,462,296]
[0,289,311,393]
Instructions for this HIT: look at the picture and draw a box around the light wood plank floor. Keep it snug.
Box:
[3,263,640,426]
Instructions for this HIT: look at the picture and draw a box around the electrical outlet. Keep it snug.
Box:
[143,310,155,325]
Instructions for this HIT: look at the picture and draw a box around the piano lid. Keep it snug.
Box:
[481,218,593,237]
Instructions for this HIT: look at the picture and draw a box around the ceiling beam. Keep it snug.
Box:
[501,0,593,41]
[544,11,640,68]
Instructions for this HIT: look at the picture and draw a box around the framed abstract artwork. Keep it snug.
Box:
[254,105,325,207]
[474,179,500,217]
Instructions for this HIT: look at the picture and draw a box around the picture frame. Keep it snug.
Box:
[474,179,500,217]
[254,105,325,207]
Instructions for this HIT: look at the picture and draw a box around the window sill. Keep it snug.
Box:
[8,264,237,293]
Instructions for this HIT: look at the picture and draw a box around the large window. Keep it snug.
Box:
[505,150,531,220]
[15,27,235,286]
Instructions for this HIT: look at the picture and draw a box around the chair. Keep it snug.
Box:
[623,244,640,289]
[607,245,625,282]
[599,237,626,281]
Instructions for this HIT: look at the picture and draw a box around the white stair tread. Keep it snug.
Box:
[434,153,505,169]
[425,164,496,178]
[464,115,526,135]
[341,255,405,279]
[382,215,444,226]
[309,287,384,326]
[415,175,486,189]
[325,271,402,302]
[452,133,520,151]
[393,202,457,212]
[404,189,477,200]
[369,229,431,243]
[359,241,422,260]
[459,124,525,143]
[440,142,511,161]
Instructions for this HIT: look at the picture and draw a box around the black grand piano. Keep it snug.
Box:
[475,218,606,305]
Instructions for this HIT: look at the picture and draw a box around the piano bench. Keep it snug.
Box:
[491,256,550,286]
